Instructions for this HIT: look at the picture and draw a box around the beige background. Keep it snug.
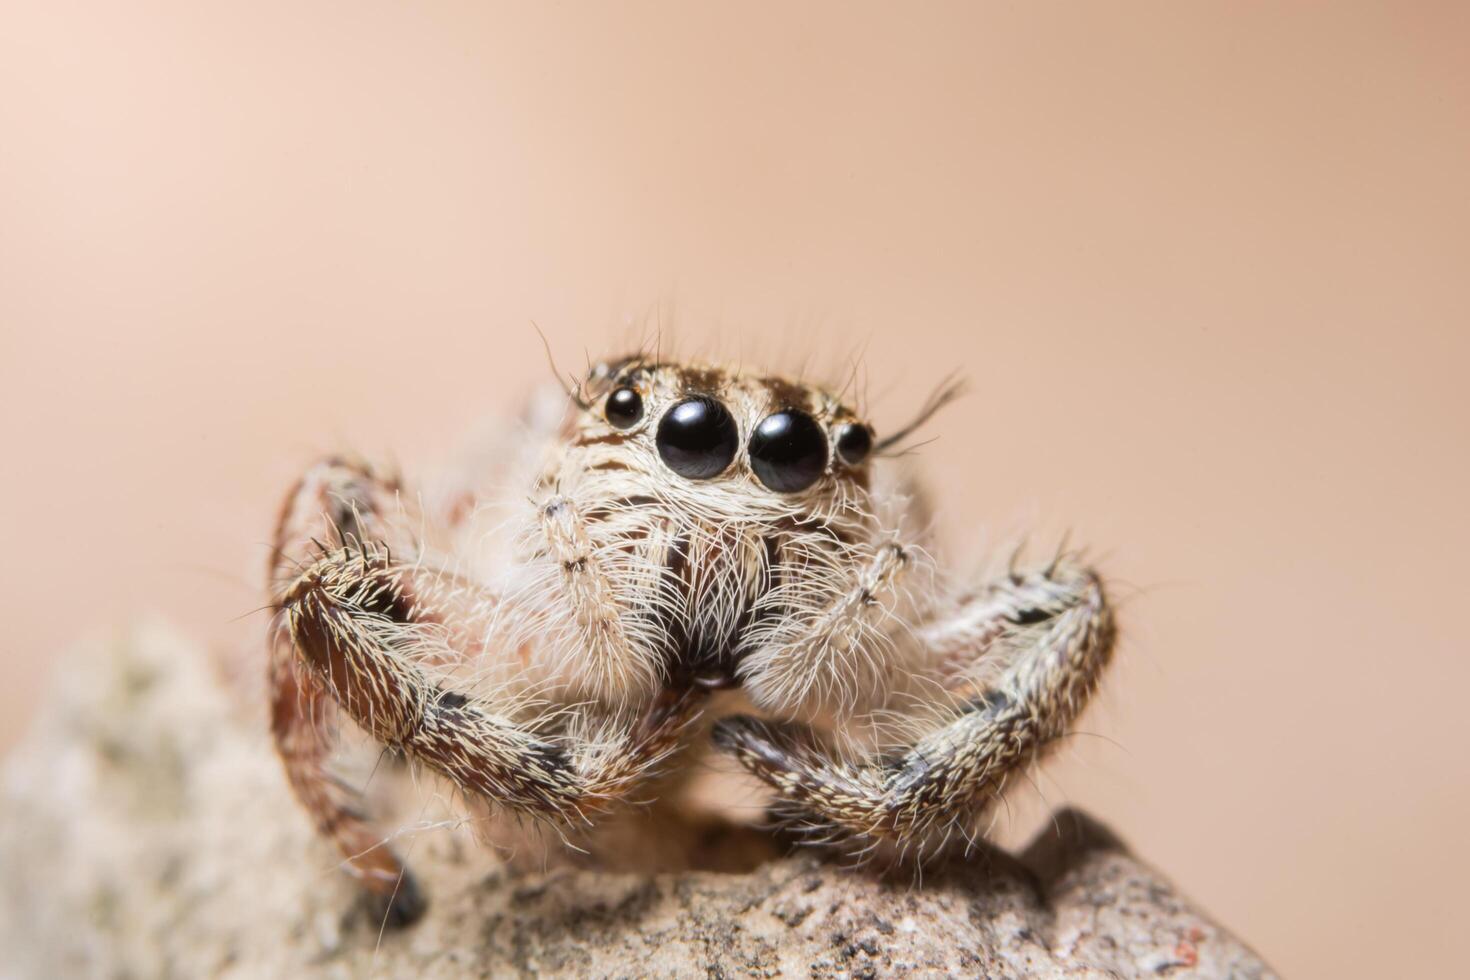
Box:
[3,3,1467,976]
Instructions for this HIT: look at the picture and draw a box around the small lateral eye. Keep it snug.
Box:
[834,423,874,466]
[749,410,828,493]
[604,386,644,429]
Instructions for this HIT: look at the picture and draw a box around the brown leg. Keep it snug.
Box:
[714,557,1114,855]
[268,457,427,924]
[269,459,704,923]
[268,650,426,925]
[279,543,701,817]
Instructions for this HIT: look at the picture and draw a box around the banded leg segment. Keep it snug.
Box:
[270,458,701,924]
[713,556,1114,848]
[281,543,701,820]
[268,457,427,920]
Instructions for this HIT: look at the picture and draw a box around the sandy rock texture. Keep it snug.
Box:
[0,625,1274,978]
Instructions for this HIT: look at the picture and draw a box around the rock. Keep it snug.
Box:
[0,624,1275,978]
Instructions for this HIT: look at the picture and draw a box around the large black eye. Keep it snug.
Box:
[749,410,828,493]
[604,386,643,429]
[834,422,873,466]
[656,397,738,479]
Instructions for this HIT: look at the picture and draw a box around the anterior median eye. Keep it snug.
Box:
[656,397,739,479]
[749,410,828,493]
[604,386,644,429]
[834,422,873,466]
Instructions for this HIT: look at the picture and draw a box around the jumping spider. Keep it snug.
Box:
[268,354,1115,926]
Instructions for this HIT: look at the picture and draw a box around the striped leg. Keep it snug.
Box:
[268,458,428,923]
[713,556,1114,855]
[269,459,700,925]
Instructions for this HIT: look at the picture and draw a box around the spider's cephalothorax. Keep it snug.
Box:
[267,355,1115,927]
[519,358,914,715]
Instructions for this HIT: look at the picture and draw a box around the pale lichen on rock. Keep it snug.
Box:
[0,624,1274,978]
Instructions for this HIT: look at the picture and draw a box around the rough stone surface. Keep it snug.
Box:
[0,624,1274,978]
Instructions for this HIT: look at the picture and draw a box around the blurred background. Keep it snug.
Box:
[2,3,1466,976]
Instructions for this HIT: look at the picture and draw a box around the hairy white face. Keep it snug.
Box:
[490,356,938,717]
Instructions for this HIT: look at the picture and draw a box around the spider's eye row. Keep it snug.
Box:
[656,397,739,479]
[648,398,866,490]
[834,422,874,466]
[749,410,828,493]
[604,386,644,429]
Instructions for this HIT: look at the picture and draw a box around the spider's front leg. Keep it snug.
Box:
[713,554,1114,856]
[269,459,700,926]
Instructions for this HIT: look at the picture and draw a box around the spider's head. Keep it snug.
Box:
[569,357,876,507]
[531,354,954,706]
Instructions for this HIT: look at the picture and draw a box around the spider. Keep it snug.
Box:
[267,353,1115,926]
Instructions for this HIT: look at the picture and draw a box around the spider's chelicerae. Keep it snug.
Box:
[267,354,1115,926]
